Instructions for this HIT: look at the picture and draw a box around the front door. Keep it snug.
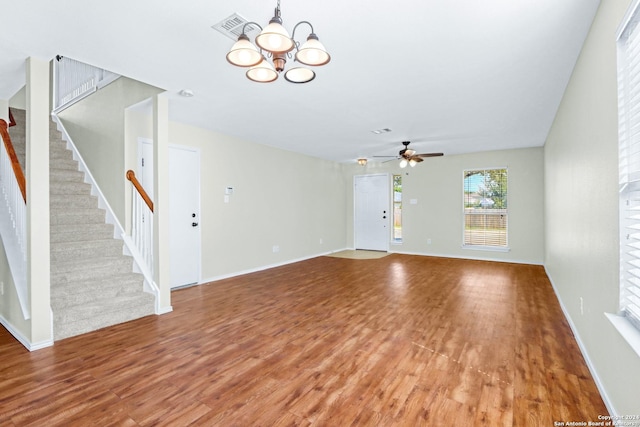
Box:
[354,174,390,251]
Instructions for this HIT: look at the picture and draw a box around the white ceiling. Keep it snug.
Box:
[0,0,600,163]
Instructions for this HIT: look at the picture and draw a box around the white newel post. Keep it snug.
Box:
[26,57,53,346]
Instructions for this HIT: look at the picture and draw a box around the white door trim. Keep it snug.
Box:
[353,173,390,251]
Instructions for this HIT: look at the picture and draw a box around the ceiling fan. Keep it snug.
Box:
[374,141,443,168]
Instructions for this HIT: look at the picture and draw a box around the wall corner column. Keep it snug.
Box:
[26,57,52,347]
[153,94,172,313]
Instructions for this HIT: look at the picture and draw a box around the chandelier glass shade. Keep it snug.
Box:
[226,34,262,67]
[226,1,331,83]
[246,58,278,83]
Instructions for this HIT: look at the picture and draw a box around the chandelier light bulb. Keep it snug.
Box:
[246,57,278,83]
[399,159,408,168]
[226,34,262,67]
[295,34,331,66]
[256,22,294,53]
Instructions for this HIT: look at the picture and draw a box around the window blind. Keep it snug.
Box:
[618,7,640,331]
[463,169,508,248]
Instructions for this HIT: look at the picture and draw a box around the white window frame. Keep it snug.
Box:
[615,0,640,354]
[392,174,403,244]
[462,168,509,252]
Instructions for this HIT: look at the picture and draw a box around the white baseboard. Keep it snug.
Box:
[544,266,616,417]
[199,249,347,285]
[156,306,173,315]
[0,314,53,352]
[390,249,543,265]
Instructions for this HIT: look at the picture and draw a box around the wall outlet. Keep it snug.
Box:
[579,297,584,315]
[427,238,432,245]
[319,238,323,244]
[272,245,280,253]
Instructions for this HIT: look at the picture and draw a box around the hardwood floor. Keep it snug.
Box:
[0,255,608,426]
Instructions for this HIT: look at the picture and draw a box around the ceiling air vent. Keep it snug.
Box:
[212,13,259,41]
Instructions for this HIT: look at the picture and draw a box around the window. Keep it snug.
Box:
[393,174,402,242]
[463,169,508,249]
[618,3,640,332]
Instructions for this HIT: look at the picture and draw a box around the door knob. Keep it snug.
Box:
[192,222,199,227]
[383,216,387,219]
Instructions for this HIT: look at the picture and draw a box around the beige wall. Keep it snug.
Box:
[345,147,545,264]
[545,0,640,415]
[0,99,8,123]
[125,111,348,281]
[10,86,26,110]
[57,78,162,226]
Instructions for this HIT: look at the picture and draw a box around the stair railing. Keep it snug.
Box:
[0,117,29,318]
[126,170,154,277]
[53,56,120,113]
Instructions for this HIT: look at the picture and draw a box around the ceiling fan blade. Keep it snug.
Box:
[415,153,444,158]
[411,156,424,163]
[372,155,398,158]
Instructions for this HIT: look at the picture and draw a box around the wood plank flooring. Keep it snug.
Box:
[0,255,608,426]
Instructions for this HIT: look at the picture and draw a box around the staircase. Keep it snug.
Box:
[8,109,155,341]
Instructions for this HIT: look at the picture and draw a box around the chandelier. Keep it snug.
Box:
[225,1,331,83]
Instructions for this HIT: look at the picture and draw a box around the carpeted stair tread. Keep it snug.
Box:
[50,240,123,263]
[50,168,86,183]
[52,252,132,272]
[51,272,144,295]
[50,223,115,243]
[51,274,147,308]
[53,293,155,340]
[50,193,100,209]
[49,208,106,225]
[50,180,93,196]
[50,157,82,171]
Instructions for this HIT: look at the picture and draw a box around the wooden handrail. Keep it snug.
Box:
[0,119,26,203]
[126,170,153,212]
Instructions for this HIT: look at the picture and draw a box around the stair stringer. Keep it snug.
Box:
[50,113,162,314]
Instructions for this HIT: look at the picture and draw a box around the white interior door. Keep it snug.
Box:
[168,145,201,288]
[139,140,201,288]
[354,174,390,251]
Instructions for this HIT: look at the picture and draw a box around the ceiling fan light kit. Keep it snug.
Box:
[226,0,331,84]
[373,141,444,167]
